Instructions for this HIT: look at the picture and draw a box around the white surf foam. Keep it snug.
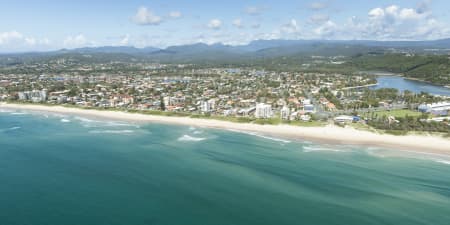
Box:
[434,160,450,165]
[253,134,291,143]
[60,118,71,123]
[10,112,28,115]
[226,129,291,143]
[89,130,135,134]
[75,116,139,128]
[0,126,21,132]
[178,135,206,142]
[303,145,347,153]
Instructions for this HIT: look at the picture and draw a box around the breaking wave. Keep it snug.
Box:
[10,112,28,115]
[302,145,347,153]
[60,118,71,123]
[227,129,291,143]
[0,126,21,132]
[434,160,450,165]
[178,135,206,142]
[88,130,135,134]
[75,116,139,128]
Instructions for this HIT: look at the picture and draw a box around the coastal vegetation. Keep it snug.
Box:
[347,54,450,85]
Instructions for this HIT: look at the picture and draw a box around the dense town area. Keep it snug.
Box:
[0,61,449,134]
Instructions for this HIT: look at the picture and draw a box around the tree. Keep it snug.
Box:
[160,96,166,111]
[68,88,78,97]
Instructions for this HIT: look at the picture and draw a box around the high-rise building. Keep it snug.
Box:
[255,103,273,119]
[201,99,216,112]
[280,106,290,120]
[17,90,47,102]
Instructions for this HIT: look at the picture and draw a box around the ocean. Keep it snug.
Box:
[1,109,449,225]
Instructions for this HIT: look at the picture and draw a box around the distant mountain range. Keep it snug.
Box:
[2,38,450,65]
[55,38,450,55]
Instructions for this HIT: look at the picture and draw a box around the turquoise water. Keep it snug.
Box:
[1,109,450,225]
[372,76,450,96]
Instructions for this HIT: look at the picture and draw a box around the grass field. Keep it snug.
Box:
[361,109,423,118]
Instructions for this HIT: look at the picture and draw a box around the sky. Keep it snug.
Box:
[1,0,450,52]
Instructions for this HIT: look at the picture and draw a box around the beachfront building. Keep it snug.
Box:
[18,90,48,102]
[280,106,290,120]
[255,103,273,119]
[418,102,450,116]
[238,107,256,117]
[304,104,315,113]
[201,99,216,113]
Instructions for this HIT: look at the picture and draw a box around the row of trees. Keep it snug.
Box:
[368,115,449,133]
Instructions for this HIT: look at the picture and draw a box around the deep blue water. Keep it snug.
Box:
[372,76,450,96]
[1,109,450,225]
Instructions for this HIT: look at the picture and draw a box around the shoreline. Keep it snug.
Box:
[338,83,378,90]
[1,102,450,156]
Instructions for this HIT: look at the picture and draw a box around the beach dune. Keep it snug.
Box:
[1,103,450,156]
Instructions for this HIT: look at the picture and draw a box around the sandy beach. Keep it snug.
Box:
[1,102,450,156]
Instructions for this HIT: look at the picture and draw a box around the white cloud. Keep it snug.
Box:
[245,6,265,15]
[24,37,37,46]
[63,34,88,48]
[368,8,385,20]
[299,3,449,41]
[169,11,182,19]
[119,34,130,46]
[281,19,300,34]
[309,14,330,24]
[314,20,337,37]
[207,19,222,30]
[0,31,23,45]
[232,18,243,28]
[310,2,328,10]
[362,4,444,40]
[132,7,162,25]
[0,31,51,51]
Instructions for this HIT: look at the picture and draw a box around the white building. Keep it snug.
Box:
[255,103,273,119]
[304,104,315,113]
[238,107,256,117]
[280,106,290,120]
[302,99,312,105]
[201,99,216,112]
[418,102,450,115]
[164,96,186,107]
[18,90,47,102]
[300,114,311,121]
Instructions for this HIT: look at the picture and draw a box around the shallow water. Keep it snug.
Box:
[1,110,449,225]
[372,76,450,96]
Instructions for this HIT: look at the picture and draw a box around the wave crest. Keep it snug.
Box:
[89,130,135,134]
[434,160,450,165]
[178,135,206,142]
[10,112,28,115]
[303,145,347,153]
[227,129,291,143]
[0,126,21,132]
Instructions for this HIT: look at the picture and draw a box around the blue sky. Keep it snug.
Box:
[1,0,450,52]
